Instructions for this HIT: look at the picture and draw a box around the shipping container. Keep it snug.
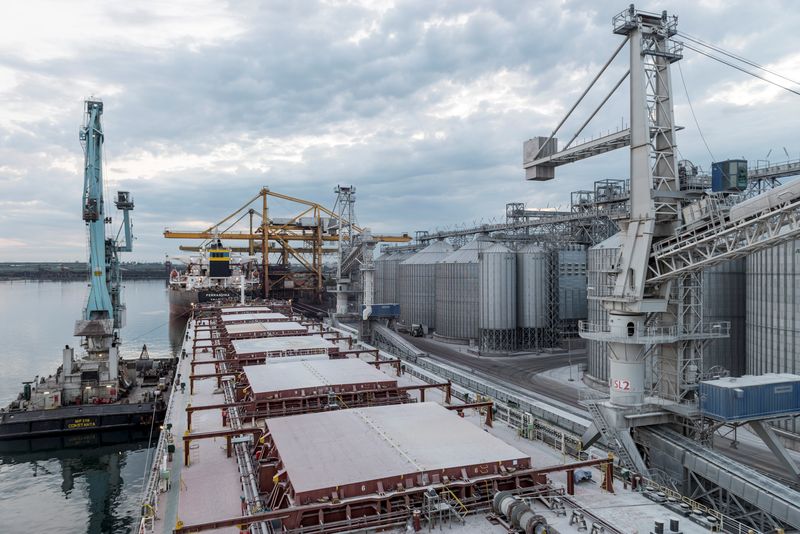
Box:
[362,303,400,318]
[700,374,800,422]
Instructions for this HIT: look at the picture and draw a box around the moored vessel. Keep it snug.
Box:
[0,99,177,440]
[168,240,261,316]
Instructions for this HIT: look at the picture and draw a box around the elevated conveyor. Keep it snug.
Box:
[642,426,800,531]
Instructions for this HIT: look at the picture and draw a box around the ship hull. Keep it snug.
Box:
[0,402,167,440]
[169,286,260,315]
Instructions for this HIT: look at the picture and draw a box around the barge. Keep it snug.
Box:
[0,99,177,441]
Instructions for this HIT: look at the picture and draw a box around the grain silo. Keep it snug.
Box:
[746,238,800,434]
[557,244,588,332]
[585,233,621,389]
[479,243,517,352]
[516,244,548,350]
[398,241,454,331]
[375,248,415,304]
[435,240,491,343]
[746,239,799,376]
[374,251,389,303]
[703,259,746,376]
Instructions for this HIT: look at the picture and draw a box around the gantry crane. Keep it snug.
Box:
[164,187,410,302]
[523,6,800,475]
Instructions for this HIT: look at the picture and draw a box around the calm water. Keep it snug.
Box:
[0,280,185,534]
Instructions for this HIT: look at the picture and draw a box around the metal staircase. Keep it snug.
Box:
[585,401,648,476]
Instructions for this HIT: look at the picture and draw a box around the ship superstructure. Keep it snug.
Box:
[168,239,261,315]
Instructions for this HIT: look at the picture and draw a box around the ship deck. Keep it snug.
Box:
[146,316,711,534]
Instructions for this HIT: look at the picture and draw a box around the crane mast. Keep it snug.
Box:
[80,99,114,323]
[75,98,134,381]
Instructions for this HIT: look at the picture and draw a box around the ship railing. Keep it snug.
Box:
[137,316,192,534]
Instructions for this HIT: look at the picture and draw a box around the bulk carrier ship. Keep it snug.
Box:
[168,240,261,316]
[0,99,176,440]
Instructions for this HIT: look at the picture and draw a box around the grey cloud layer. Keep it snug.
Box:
[1,0,797,260]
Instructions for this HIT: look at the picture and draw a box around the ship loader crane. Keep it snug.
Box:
[164,188,410,303]
[523,5,800,480]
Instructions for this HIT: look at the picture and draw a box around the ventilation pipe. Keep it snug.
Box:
[63,345,74,376]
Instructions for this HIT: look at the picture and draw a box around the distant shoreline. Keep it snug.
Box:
[0,262,172,281]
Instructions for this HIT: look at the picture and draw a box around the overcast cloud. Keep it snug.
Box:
[1,0,798,261]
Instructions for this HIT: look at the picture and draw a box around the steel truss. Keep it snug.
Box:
[479,328,517,353]
[648,196,800,282]
[686,470,787,533]
[165,187,410,301]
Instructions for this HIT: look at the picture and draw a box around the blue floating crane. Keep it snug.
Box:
[78,98,133,341]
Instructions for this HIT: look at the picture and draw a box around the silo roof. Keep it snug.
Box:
[440,239,491,264]
[400,240,454,265]
[518,243,546,253]
[482,242,513,254]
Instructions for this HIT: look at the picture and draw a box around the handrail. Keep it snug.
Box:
[137,316,191,533]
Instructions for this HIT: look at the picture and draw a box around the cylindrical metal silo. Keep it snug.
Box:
[746,239,800,433]
[585,234,621,389]
[558,244,588,332]
[377,248,414,304]
[374,251,389,304]
[435,240,490,343]
[516,244,548,350]
[398,241,454,330]
[703,258,746,376]
[479,243,516,352]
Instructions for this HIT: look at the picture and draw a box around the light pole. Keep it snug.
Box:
[561,330,574,382]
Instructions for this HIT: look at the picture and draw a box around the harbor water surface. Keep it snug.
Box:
[0,280,185,533]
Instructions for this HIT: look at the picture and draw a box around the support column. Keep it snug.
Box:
[749,420,800,478]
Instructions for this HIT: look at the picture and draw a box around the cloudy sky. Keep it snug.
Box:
[1,0,798,261]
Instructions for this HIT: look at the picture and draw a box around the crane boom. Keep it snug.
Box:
[76,99,134,340]
[80,100,113,321]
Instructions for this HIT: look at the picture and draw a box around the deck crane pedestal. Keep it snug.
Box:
[523,5,800,480]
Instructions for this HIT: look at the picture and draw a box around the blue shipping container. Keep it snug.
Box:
[699,374,800,422]
[362,303,401,318]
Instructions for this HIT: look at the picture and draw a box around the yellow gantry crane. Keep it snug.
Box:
[164,187,410,300]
